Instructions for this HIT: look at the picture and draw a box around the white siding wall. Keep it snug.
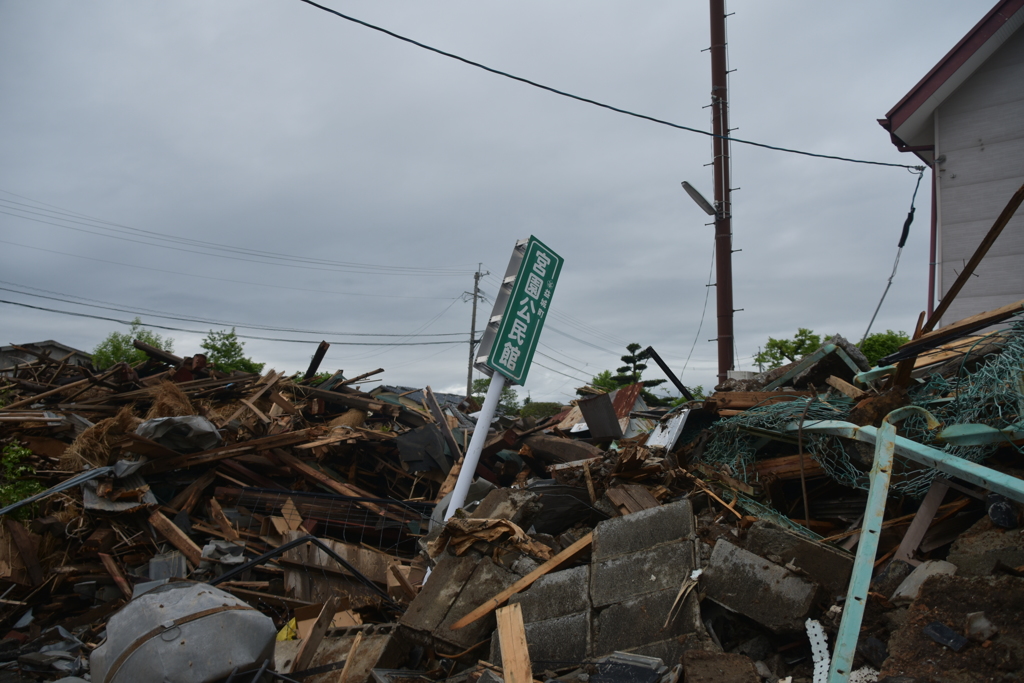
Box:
[935,26,1024,325]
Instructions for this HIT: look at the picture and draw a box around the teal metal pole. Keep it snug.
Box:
[827,407,938,683]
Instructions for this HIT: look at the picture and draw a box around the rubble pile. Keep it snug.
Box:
[0,305,1022,682]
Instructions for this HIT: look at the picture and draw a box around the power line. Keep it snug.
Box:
[0,282,466,337]
[0,206,472,278]
[0,239,455,300]
[679,240,716,381]
[0,190,474,277]
[296,0,923,171]
[533,361,590,383]
[0,299,465,346]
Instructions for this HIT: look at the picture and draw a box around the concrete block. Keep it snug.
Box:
[745,521,854,596]
[435,557,520,650]
[400,555,479,634]
[592,588,700,656]
[947,520,1024,576]
[510,565,590,623]
[682,650,759,683]
[890,560,957,605]
[592,499,694,560]
[491,612,590,673]
[590,541,695,608]
[700,539,822,633]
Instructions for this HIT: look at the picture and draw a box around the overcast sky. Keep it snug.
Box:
[0,1,995,403]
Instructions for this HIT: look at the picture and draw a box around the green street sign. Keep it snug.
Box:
[486,236,563,384]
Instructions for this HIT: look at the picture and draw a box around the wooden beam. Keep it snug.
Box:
[290,595,341,673]
[209,497,240,542]
[924,182,1024,333]
[826,376,867,400]
[5,519,43,586]
[148,511,203,567]
[891,479,949,566]
[389,562,418,601]
[99,553,134,600]
[496,603,531,683]
[450,532,593,630]
[336,631,364,683]
[339,368,385,386]
[167,468,218,514]
[271,450,406,523]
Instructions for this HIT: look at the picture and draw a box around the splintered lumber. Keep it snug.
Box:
[149,511,203,567]
[143,428,319,474]
[336,631,364,683]
[271,450,407,523]
[99,553,133,600]
[209,497,240,541]
[606,485,660,515]
[389,562,418,601]
[290,595,342,674]
[753,453,826,480]
[496,603,531,683]
[304,341,331,380]
[706,391,813,411]
[826,376,868,400]
[425,385,463,459]
[450,532,593,630]
[286,383,398,416]
[5,519,43,586]
[340,368,385,386]
[168,469,218,514]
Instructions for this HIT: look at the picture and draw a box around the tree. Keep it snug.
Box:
[471,377,520,416]
[579,343,670,407]
[201,328,265,374]
[753,328,822,371]
[93,317,174,369]
[519,401,564,421]
[858,330,910,367]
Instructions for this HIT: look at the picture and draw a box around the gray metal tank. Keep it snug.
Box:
[91,581,277,683]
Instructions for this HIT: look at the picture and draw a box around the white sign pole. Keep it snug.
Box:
[444,372,506,521]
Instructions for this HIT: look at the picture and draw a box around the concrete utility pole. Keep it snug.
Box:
[466,265,486,398]
[710,0,735,386]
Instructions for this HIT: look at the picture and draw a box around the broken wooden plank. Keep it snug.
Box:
[450,532,593,630]
[826,375,868,400]
[606,485,660,515]
[753,453,826,480]
[99,553,133,600]
[496,603,531,683]
[167,468,218,514]
[336,631,364,683]
[209,497,240,542]
[143,428,320,473]
[290,595,342,674]
[389,562,418,601]
[5,519,43,586]
[148,510,203,567]
[271,450,406,523]
[892,478,949,566]
[707,390,813,410]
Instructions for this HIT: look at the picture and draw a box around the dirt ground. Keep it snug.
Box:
[881,574,1024,682]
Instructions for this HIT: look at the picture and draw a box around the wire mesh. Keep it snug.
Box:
[695,317,1024,498]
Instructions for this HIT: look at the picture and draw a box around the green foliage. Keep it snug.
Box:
[0,444,45,520]
[580,343,670,407]
[92,317,174,370]
[669,385,705,407]
[201,328,265,374]
[858,330,910,367]
[589,370,618,393]
[519,401,564,421]
[471,378,520,416]
[753,328,823,370]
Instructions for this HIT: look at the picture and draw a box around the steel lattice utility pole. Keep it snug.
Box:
[710,0,735,386]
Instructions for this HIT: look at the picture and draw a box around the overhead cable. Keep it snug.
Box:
[0,282,466,337]
[0,299,464,346]
[296,0,923,170]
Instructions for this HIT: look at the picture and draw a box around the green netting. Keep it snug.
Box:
[696,316,1024,498]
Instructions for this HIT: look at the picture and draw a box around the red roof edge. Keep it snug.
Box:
[881,0,1024,139]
